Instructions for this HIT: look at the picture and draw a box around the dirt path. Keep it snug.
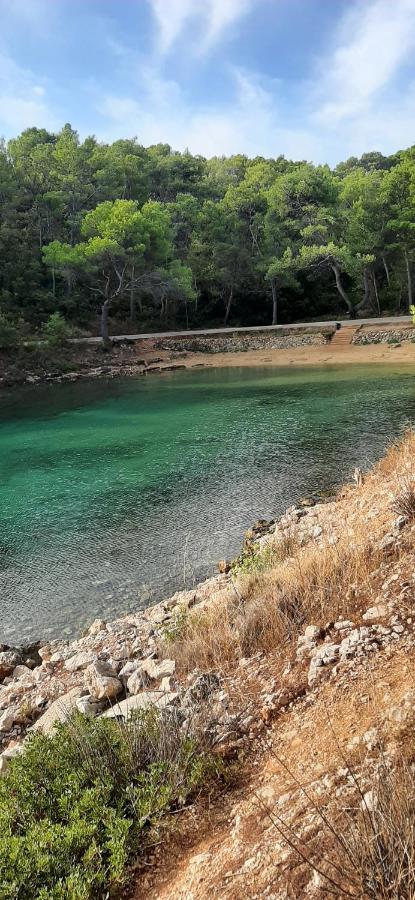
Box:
[129,643,415,899]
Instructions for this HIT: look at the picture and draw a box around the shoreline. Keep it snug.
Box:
[2,340,415,390]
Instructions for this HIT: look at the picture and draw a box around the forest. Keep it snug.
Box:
[1,123,415,342]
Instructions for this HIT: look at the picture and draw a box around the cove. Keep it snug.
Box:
[0,363,414,645]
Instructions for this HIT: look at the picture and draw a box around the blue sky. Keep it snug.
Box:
[1,0,415,164]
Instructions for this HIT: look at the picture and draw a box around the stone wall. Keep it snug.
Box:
[152,330,331,354]
[353,327,415,345]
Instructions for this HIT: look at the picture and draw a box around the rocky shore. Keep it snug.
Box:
[2,441,414,776]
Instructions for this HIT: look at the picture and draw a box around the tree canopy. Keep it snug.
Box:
[1,125,415,340]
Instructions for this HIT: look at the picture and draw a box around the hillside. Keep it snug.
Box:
[2,431,415,896]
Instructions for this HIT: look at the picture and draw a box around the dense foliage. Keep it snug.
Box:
[0,709,213,899]
[1,125,415,339]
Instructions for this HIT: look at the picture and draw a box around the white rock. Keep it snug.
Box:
[118,660,140,683]
[141,658,176,680]
[362,604,388,621]
[0,651,21,679]
[76,695,104,718]
[126,670,146,695]
[85,660,122,701]
[30,686,85,735]
[103,691,177,720]
[362,790,377,813]
[88,619,107,635]
[0,746,22,775]
[333,620,354,631]
[0,706,19,732]
[64,650,96,672]
[304,625,322,642]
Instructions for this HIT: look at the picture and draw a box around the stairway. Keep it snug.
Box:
[329,325,360,348]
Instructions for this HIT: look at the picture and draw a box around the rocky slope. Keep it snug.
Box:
[2,433,415,897]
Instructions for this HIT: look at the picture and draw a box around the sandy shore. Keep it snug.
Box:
[150,341,415,372]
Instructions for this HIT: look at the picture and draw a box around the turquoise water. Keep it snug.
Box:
[0,364,414,644]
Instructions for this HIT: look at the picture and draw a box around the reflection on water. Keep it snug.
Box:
[0,364,414,643]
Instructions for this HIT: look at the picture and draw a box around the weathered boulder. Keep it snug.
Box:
[103,690,177,720]
[126,670,146,695]
[140,657,176,681]
[76,695,105,718]
[0,745,22,775]
[0,651,22,681]
[64,650,96,672]
[0,705,20,732]
[30,686,84,735]
[85,660,122,701]
[88,619,107,635]
[362,604,388,621]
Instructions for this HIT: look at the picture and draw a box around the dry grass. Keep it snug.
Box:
[269,755,415,899]
[391,476,415,520]
[160,430,415,677]
[161,535,384,675]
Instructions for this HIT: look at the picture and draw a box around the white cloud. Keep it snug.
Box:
[315,0,415,125]
[150,0,194,53]
[148,0,253,53]
[96,66,322,160]
[0,52,56,135]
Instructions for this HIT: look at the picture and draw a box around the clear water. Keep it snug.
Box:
[0,364,414,644]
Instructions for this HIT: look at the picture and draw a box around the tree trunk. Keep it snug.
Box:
[372,269,381,315]
[331,262,353,316]
[101,299,111,348]
[130,264,135,321]
[404,247,412,308]
[51,267,56,299]
[363,266,370,310]
[271,279,278,325]
[224,285,233,326]
[382,255,390,286]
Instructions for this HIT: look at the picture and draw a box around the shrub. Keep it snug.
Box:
[0,708,214,899]
[43,312,72,347]
[391,476,415,520]
[0,312,20,350]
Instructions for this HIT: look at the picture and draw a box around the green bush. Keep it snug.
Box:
[0,709,214,899]
[0,313,20,350]
[43,312,72,347]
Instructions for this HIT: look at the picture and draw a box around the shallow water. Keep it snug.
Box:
[0,364,414,644]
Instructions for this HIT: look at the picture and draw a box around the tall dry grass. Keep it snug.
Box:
[260,752,415,899]
[161,430,415,676]
[161,534,384,675]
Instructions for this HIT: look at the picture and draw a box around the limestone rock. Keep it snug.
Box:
[88,619,107,635]
[30,686,84,735]
[64,650,96,672]
[103,690,177,720]
[119,660,141,685]
[362,604,388,621]
[0,705,19,732]
[140,657,176,681]
[76,695,105,718]
[0,745,22,775]
[0,651,22,680]
[308,643,339,685]
[126,669,146,695]
[39,640,68,662]
[85,660,122,701]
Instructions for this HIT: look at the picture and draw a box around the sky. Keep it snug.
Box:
[1,0,415,165]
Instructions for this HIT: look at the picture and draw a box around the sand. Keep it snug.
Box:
[148,340,415,372]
